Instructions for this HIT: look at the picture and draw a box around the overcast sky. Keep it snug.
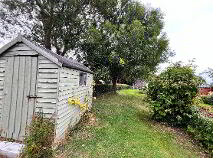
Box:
[141,0,213,75]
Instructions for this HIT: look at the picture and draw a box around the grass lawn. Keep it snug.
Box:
[60,89,209,158]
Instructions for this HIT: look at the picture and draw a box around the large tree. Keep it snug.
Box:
[1,0,172,90]
[0,0,88,55]
[79,0,172,90]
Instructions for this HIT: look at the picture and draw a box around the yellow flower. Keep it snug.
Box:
[68,97,89,111]
[68,98,75,105]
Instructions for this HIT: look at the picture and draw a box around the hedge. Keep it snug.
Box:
[201,95,213,105]
[93,84,131,96]
[147,64,200,126]
[187,107,213,156]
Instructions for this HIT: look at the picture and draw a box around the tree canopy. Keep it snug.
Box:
[0,0,173,89]
[79,0,172,88]
[0,0,89,55]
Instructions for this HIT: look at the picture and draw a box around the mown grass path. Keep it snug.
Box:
[63,89,209,158]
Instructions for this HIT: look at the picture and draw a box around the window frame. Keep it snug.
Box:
[79,72,87,86]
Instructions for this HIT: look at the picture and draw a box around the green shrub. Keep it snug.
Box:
[20,114,55,158]
[201,95,213,105]
[147,63,201,126]
[94,84,131,96]
[187,107,213,156]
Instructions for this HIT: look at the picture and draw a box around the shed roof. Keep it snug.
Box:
[0,35,93,74]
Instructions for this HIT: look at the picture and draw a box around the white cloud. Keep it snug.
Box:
[140,0,213,74]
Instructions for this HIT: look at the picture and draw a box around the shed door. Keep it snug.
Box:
[2,56,38,140]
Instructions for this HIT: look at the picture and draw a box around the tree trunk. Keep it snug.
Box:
[112,77,117,93]
[41,1,54,50]
[44,32,51,50]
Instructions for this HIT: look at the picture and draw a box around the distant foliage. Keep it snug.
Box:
[20,114,55,158]
[147,63,201,126]
[94,84,131,96]
[201,95,213,105]
[187,107,213,156]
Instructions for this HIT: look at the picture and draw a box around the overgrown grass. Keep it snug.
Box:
[62,89,209,158]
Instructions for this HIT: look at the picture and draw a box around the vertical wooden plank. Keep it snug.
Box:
[8,56,19,138]
[19,57,31,140]
[27,57,37,126]
[13,57,25,140]
[2,57,14,137]
[0,59,6,130]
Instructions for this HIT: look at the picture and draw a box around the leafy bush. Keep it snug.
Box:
[147,63,201,126]
[94,84,131,96]
[201,94,213,105]
[187,107,213,156]
[20,114,55,158]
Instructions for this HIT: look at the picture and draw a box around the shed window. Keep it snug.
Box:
[79,72,87,86]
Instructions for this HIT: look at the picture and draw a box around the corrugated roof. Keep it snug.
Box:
[0,35,93,74]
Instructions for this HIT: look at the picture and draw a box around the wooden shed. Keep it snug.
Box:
[0,35,93,141]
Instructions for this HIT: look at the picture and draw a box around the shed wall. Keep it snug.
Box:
[0,57,7,128]
[2,43,59,119]
[36,55,59,118]
[0,41,93,141]
[56,67,93,140]
[0,43,36,123]
[0,43,40,140]
[0,43,59,139]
